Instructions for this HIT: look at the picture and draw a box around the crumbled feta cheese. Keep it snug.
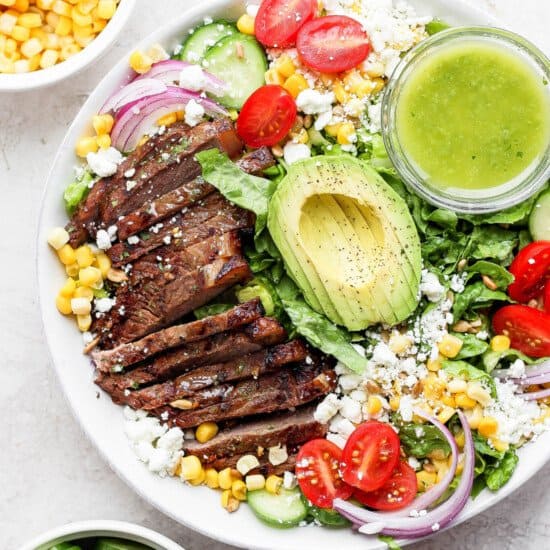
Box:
[371,342,398,367]
[179,64,208,91]
[359,522,385,535]
[326,432,347,449]
[125,180,137,192]
[94,297,116,313]
[450,272,466,293]
[246,3,259,17]
[314,393,340,423]
[329,414,356,438]
[296,89,335,114]
[399,395,414,422]
[127,235,140,245]
[420,269,445,302]
[86,147,123,178]
[124,168,136,178]
[339,395,363,424]
[96,229,111,250]
[408,456,421,470]
[283,471,297,489]
[338,373,362,392]
[314,110,333,131]
[107,225,118,240]
[508,359,526,378]
[476,330,489,340]
[184,99,205,126]
[283,142,311,164]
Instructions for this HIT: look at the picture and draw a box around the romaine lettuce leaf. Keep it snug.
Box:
[452,282,511,321]
[453,333,489,360]
[63,168,95,214]
[398,422,452,458]
[465,260,514,290]
[442,359,496,397]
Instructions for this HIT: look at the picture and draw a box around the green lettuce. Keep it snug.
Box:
[482,348,544,372]
[453,333,489,360]
[442,360,496,397]
[193,303,234,320]
[485,450,519,491]
[398,422,452,458]
[63,168,95,214]
[236,275,283,318]
[425,19,451,35]
[452,282,511,321]
[465,260,514,290]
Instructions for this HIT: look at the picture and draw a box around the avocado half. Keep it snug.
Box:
[267,156,421,330]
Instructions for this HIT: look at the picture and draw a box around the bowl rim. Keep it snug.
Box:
[35,2,550,550]
[0,0,136,92]
[17,520,184,550]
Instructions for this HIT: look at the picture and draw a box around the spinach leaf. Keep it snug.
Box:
[399,423,451,458]
[469,226,518,264]
[452,282,511,321]
[465,260,514,290]
[473,432,505,460]
[485,449,519,491]
[442,360,496,397]
[64,168,95,214]
[453,333,490,360]
[276,276,367,373]
[196,148,277,235]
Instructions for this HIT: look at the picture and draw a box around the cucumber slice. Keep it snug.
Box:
[247,488,308,528]
[203,33,267,109]
[529,188,550,240]
[180,21,237,63]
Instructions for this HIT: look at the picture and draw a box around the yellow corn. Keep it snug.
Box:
[60,42,80,59]
[78,266,102,287]
[59,277,77,298]
[447,378,467,393]
[77,313,92,331]
[221,489,240,512]
[47,226,70,249]
[20,36,43,57]
[179,455,203,481]
[75,136,98,157]
[455,392,477,409]
[57,243,76,265]
[466,381,492,407]
[39,48,59,68]
[389,395,400,411]
[265,474,282,495]
[337,122,356,145]
[96,0,116,20]
[416,470,437,491]
[77,0,97,15]
[367,395,382,416]
[236,13,254,35]
[75,245,94,268]
[343,71,374,97]
[71,7,92,27]
[92,113,114,135]
[324,123,341,137]
[71,296,91,315]
[283,73,308,98]
[129,49,151,74]
[15,0,30,11]
[231,479,247,501]
[56,294,73,315]
[332,80,349,103]
[490,438,509,452]
[389,332,412,355]
[74,285,94,300]
[195,421,219,443]
[188,467,206,486]
[218,467,236,490]
[427,357,442,372]
[490,335,510,352]
[53,0,71,16]
[264,67,284,85]
[274,54,295,78]
[372,77,385,94]
[0,0,16,6]
[54,15,72,36]
[422,376,446,400]
[437,405,456,424]
[96,133,111,149]
[363,61,384,78]
[236,454,260,476]
[156,112,178,128]
[204,468,219,489]
[478,416,498,438]
[291,128,309,144]
[245,474,265,492]
[18,12,42,28]
[14,58,30,73]
[441,393,456,408]
[91,17,106,33]
[438,334,463,358]
[65,262,79,277]
[95,252,111,278]
[12,25,30,41]
[454,430,465,449]
[464,405,483,429]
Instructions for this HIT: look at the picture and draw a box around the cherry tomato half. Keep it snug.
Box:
[353,461,418,511]
[296,439,354,509]
[296,15,371,73]
[492,304,550,358]
[254,0,317,48]
[544,280,550,314]
[236,85,297,148]
[341,421,400,493]
[507,241,550,302]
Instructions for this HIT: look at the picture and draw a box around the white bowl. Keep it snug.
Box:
[0,0,135,92]
[18,520,184,550]
[36,1,550,549]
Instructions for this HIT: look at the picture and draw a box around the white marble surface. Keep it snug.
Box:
[1,1,549,549]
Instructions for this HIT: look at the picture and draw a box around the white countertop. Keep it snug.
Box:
[1,1,549,548]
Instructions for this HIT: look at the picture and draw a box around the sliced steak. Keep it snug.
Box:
[108,193,254,267]
[208,451,298,477]
[95,317,287,397]
[116,147,273,241]
[163,358,337,428]
[91,300,263,373]
[125,340,308,409]
[98,253,252,347]
[184,404,326,460]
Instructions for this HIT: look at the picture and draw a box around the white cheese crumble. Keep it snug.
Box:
[86,147,123,178]
[283,142,311,164]
[296,89,335,114]
[94,297,116,313]
[420,269,445,303]
[127,235,139,245]
[179,64,208,92]
[184,99,205,126]
[95,229,112,251]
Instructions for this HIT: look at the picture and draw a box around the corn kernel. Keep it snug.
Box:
[74,33,93,47]
[45,10,60,28]
[65,262,79,277]
[75,136,98,157]
[53,0,72,16]
[18,13,42,29]
[129,49,151,74]
[37,0,55,10]
[454,430,465,449]
[491,335,510,352]
[71,296,91,315]
[466,381,492,407]
[478,416,498,438]
[20,37,43,57]
[236,454,260,476]
[91,17,106,33]
[218,467,236,490]
[427,357,442,372]
[56,294,73,315]
[71,6,92,26]
[58,243,76,265]
[367,395,382,416]
[333,80,349,103]
[283,73,308,98]
[78,265,102,287]
[372,77,385,94]
[447,378,467,394]
[336,122,356,145]
[40,48,59,68]
[265,474,282,495]
[231,479,247,501]
[362,61,385,78]
[343,70,374,97]
[47,226,70,250]
[455,392,477,409]
[441,393,456,408]
[75,245,94,268]
[188,467,206,486]
[28,53,41,70]
[275,54,295,78]
[0,0,16,5]
[156,112,178,128]
[94,253,111,279]
[437,405,456,424]
[59,277,77,297]
[54,14,71,36]
[96,0,116,19]
[92,113,114,135]
[5,37,17,55]
[60,42,80,60]
[464,405,483,429]
[324,123,341,137]
[236,13,254,35]
[179,455,203,481]
[11,25,30,42]
[195,421,219,443]
[204,468,219,489]
[291,128,309,144]
[76,0,96,15]
[14,0,29,11]
[0,13,18,35]
[388,332,413,355]
[221,490,240,512]
[77,313,92,332]
[43,32,60,49]
[264,67,284,85]
[416,470,437,491]
[245,474,265,492]
[490,438,509,452]
[96,133,111,149]
[438,334,463,358]
[74,285,94,300]
[319,72,335,86]
[344,97,365,118]
[389,395,400,411]
[72,22,92,38]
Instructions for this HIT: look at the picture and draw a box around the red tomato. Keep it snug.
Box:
[544,280,550,314]
[492,304,550,358]
[236,85,297,147]
[296,15,371,73]
[341,421,400,493]
[353,461,418,511]
[507,241,550,302]
[254,0,317,48]
[296,439,354,509]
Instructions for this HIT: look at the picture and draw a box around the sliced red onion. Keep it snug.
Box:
[111,86,228,152]
[494,359,550,380]
[521,387,550,400]
[334,410,475,539]
[512,372,550,386]
[133,59,228,96]
[99,78,167,115]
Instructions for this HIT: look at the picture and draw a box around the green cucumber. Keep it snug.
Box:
[180,21,237,63]
[203,33,267,109]
[529,188,550,240]
[247,488,308,528]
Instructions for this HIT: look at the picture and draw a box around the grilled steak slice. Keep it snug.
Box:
[95,317,287,397]
[108,193,254,267]
[116,147,273,241]
[125,340,308,409]
[99,254,252,347]
[66,119,242,246]
[163,358,337,428]
[209,451,298,477]
[184,404,326,460]
[92,300,263,373]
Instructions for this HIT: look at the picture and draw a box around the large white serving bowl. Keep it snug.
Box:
[18,520,184,550]
[36,1,550,549]
[0,0,135,92]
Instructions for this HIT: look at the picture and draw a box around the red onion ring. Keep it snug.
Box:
[99,78,167,115]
